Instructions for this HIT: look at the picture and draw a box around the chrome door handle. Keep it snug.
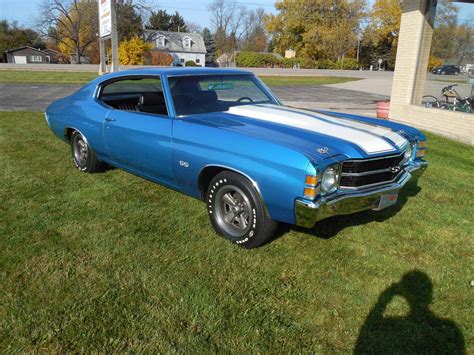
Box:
[105,118,116,122]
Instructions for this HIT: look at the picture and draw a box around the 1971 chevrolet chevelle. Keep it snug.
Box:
[45,68,428,248]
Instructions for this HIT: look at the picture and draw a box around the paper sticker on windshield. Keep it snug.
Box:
[208,83,233,90]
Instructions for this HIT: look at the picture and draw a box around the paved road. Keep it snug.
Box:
[0,83,388,113]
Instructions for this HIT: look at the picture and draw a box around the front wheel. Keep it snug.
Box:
[421,95,440,108]
[206,171,278,248]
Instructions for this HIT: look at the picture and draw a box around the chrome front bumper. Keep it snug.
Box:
[294,160,428,228]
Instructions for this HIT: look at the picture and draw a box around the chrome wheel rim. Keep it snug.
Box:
[215,186,252,238]
[73,137,88,167]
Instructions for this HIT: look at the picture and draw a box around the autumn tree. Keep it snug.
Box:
[265,0,366,61]
[37,0,98,64]
[118,36,151,65]
[149,50,173,66]
[360,0,401,69]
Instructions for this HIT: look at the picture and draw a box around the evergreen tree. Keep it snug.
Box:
[116,2,143,41]
[202,27,216,64]
[146,10,172,31]
[169,11,187,32]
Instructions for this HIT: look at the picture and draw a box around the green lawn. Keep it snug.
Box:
[0,70,360,86]
[1,112,472,352]
[0,70,98,84]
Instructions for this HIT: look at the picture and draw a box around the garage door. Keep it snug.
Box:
[13,56,27,64]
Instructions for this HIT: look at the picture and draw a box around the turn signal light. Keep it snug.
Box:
[304,187,316,199]
[416,141,427,157]
[305,175,318,186]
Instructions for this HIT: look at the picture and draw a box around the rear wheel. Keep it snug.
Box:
[206,171,278,249]
[71,131,104,173]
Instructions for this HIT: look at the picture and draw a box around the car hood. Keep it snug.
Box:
[186,104,419,163]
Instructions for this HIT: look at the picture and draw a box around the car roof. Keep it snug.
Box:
[93,67,254,84]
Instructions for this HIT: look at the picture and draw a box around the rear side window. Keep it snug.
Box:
[100,77,168,116]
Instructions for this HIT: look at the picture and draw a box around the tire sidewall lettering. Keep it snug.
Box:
[208,177,259,244]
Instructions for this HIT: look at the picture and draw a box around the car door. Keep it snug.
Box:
[100,76,174,184]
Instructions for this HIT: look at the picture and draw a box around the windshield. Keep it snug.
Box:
[168,74,277,115]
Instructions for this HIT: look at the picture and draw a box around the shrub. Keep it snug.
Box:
[336,57,359,70]
[118,36,152,65]
[299,58,317,69]
[185,60,197,67]
[149,51,173,66]
[236,52,279,68]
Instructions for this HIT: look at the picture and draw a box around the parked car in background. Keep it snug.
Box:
[432,65,460,75]
[45,68,428,248]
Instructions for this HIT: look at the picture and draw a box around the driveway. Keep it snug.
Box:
[0,83,388,115]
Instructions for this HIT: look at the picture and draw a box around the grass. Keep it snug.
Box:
[0,70,98,84]
[1,112,473,352]
[259,75,361,86]
[0,70,360,86]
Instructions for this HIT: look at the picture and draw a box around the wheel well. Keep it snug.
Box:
[64,128,75,142]
[198,166,228,199]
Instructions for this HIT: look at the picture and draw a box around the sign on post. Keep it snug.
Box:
[98,0,118,74]
[99,0,112,38]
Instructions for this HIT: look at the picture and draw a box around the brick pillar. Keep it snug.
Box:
[390,0,434,107]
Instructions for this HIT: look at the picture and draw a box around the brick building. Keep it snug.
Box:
[390,0,473,145]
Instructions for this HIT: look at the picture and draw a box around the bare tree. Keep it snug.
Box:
[37,0,97,63]
[208,0,246,55]
[240,8,267,52]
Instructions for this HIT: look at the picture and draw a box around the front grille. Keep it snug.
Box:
[340,153,405,189]
[341,154,404,174]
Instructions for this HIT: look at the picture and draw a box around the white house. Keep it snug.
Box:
[144,30,206,67]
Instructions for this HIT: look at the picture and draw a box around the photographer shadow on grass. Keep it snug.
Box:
[354,270,465,354]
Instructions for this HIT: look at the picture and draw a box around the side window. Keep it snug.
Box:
[100,77,168,116]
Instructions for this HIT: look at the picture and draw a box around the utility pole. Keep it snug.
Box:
[110,0,119,72]
[98,35,106,75]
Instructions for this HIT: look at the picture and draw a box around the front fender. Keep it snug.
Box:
[172,119,310,224]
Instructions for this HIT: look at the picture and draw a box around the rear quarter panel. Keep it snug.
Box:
[45,83,110,158]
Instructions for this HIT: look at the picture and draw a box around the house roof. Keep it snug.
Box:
[5,46,46,54]
[42,48,61,55]
[144,30,206,54]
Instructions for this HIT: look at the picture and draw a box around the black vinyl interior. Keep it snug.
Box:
[101,92,168,116]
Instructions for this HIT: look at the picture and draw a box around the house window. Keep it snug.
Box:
[180,58,185,63]
[183,38,191,49]
[156,36,165,47]
[196,58,200,64]
[30,55,42,62]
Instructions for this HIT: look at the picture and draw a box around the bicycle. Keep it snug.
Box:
[422,84,472,113]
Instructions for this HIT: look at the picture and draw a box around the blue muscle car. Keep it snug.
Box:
[45,68,428,248]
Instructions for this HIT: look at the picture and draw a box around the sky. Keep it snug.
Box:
[0,0,278,29]
[1,0,473,30]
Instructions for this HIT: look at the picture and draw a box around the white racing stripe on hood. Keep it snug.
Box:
[227,104,398,154]
[275,105,408,148]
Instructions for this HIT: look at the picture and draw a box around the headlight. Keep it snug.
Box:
[321,165,340,194]
[404,145,413,161]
